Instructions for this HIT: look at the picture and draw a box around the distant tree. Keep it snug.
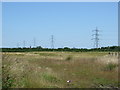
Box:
[36,46,42,49]
[64,47,70,49]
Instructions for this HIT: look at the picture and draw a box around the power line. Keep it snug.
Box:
[92,27,100,48]
[51,35,54,49]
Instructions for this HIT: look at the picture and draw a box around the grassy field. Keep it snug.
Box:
[2,51,119,88]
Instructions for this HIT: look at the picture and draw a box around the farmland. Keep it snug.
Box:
[2,51,119,88]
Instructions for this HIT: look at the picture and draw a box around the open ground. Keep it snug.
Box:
[2,51,119,88]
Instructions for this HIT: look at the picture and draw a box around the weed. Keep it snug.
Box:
[2,74,15,88]
[65,56,73,61]
[92,77,119,88]
[103,63,118,71]
[2,52,118,88]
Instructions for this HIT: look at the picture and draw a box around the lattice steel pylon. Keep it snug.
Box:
[33,38,36,47]
[92,27,100,48]
[51,35,54,49]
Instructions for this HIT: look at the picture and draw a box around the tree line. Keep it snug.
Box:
[1,46,120,52]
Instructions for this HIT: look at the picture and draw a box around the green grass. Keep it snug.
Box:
[41,73,60,83]
[92,77,119,88]
[103,63,118,71]
[2,51,118,88]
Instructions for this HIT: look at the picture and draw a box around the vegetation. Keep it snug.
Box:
[1,46,120,52]
[103,63,118,71]
[2,51,119,88]
[65,55,73,61]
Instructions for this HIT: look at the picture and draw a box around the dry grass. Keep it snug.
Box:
[2,51,119,88]
[0,52,2,89]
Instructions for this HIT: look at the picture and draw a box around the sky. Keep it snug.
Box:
[0,2,2,48]
[2,2,118,48]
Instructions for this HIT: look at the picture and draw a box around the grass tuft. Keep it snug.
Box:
[41,73,60,83]
[65,56,73,61]
[103,63,118,71]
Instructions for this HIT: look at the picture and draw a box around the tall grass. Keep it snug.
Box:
[2,52,118,88]
[103,63,118,71]
[65,55,73,61]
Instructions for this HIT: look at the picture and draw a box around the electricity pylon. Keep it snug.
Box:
[51,35,54,49]
[92,27,100,48]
